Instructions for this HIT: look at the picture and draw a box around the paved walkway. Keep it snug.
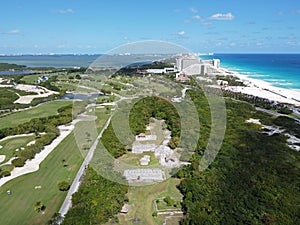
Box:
[58,116,112,218]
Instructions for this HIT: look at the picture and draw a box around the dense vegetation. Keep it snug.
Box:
[216,75,246,86]
[39,75,60,92]
[116,61,174,76]
[101,123,127,158]
[129,96,181,148]
[223,89,293,115]
[0,63,26,71]
[176,88,300,224]
[0,88,35,110]
[62,167,128,225]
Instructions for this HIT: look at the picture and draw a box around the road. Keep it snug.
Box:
[58,115,112,220]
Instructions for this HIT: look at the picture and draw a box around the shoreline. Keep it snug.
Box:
[215,66,300,107]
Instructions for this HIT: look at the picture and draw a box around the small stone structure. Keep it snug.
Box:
[123,168,165,183]
[140,155,151,166]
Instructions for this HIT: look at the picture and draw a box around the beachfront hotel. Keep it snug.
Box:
[175,55,220,76]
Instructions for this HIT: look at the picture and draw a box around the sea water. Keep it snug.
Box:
[201,54,300,90]
[0,54,99,68]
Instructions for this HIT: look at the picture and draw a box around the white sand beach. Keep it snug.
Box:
[216,67,300,106]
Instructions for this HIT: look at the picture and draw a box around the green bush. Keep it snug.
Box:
[58,181,70,191]
[12,157,26,167]
[0,170,11,177]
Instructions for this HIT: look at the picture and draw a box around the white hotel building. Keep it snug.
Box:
[175,55,220,76]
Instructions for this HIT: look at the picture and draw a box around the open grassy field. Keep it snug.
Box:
[55,82,78,91]
[0,131,83,225]
[115,178,183,225]
[0,100,72,129]
[21,74,41,84]
[117,152,160,167]
[75,107,110,157]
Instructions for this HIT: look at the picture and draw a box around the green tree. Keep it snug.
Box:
[35,201,46,213]
[58,181,70,191]
[12,157,26,167]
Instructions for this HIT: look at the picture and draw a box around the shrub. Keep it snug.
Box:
[12,157,26,167]
[152,212,157,217]
[0,170,11,177]
[58,181,70,191]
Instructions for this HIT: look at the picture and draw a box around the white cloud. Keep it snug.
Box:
[190,7,198,13]
[210,13,235,21]
[193,15,201,20]
[178,31,185,36]
[286,41,299,46]
[4,29,21,35]
[57,8,75,14]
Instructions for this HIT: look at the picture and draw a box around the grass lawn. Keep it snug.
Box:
[0,135,36,164]
[0,131,83,225]
[117,152,160,167]
[116,178,183,225]
[75,107,111,157]
[55,82,78,92]
[0,100,72,129]
[156,198,181,211]
[21,74,41,84]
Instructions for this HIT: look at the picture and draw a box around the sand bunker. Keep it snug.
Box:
[13,84,59,104]
[0,155,6,163]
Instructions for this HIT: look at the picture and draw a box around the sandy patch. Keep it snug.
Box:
[13,84,59,104]
[0,155,6,163]
[246,118,262,125]
[0,84,13,88]
[27,140,36,146]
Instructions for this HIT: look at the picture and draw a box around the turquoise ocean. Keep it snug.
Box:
[201,54,300,90]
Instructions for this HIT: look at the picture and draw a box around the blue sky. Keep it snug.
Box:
[1,0,300,54]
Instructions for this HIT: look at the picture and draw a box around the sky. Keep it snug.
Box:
[0,0,300,54]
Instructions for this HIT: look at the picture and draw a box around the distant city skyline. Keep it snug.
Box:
[1,0,300,54]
